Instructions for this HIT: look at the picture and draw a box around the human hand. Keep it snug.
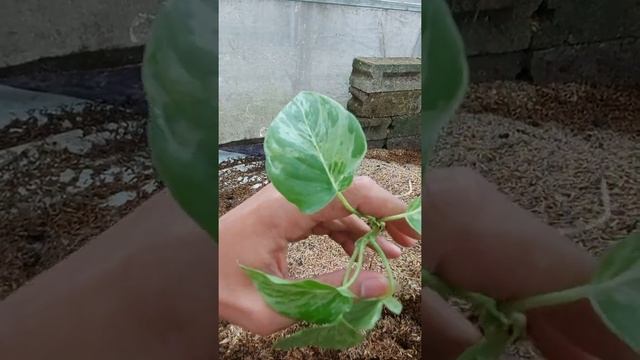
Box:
[218,176,420,336]
[422,167,637,360]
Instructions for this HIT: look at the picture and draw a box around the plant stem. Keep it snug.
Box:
[342,243,367,289]
[502,284,592,313]
[342,246,361,287]
[423,269,509,324]
[370,238,396,292]
[336,192,363,217]
[380,212,409,222]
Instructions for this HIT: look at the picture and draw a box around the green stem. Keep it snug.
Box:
[423,269,508,324]
[342,245,361,287]
[336,192,363,217]
[502,284,592,313]
[370,238,396,292]
[342,242,367,289]
[380,212,408,222]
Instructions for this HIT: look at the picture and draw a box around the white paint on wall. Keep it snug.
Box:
[219,0,421,143]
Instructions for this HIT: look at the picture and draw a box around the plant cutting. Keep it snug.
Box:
[422,0,640,358]
[239,90,421,349]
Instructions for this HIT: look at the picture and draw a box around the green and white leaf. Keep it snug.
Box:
[274,317,364,350]
[589,232,640,352]
[142,0,218,241]
[405,197,421,234]
[343,299,384,330]
[241,265,354,325]
[383,296,403,315]
[264,91,367,214]
[422,0,469,168]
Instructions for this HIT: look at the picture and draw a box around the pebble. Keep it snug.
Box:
[59,169,75,183]
[76,169,94,189]
[141,180,158,194]
[102,191,137,207]
[121,168,136,183]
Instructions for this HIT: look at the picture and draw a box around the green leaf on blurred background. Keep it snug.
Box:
[383,296,403,315]
[405,197,422,234]
[274,317,364,350]
[142,0,218,241]
[264,91,367,214]
[589,232,640,352]
[241,265,354,325]
[422,0,469,168]
[343,299,384,330]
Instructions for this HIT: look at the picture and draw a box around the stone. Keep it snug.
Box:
[102,191,137,207]
[45,129,92,155]
[467,52,528,82]
[359,117,392,141]
[531,38,640,86]
[387,136,420,150]
[532,0,640,49]
[76,169,94,189]
[99,167,121,184]
[59,169,75,183]
[141,180,159,194]
[121,168,136,183]
[389,114,421,139]
[347,87,421,118]
[350,57,421,93]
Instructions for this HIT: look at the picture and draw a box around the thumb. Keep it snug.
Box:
[314,269,390,298]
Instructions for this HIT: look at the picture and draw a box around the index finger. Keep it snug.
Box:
[311,176,420,246]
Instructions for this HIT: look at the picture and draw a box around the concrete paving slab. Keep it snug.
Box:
[0,85,89,129]
[219,150,246,164]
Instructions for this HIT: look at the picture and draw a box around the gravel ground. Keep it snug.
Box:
[218,150,422,360]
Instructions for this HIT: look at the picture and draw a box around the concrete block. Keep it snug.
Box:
[532,0,640,49]
[454,8,533,56]
[347,87,421,118]
[367,139,386,149]
[387,136,420,150]
[389,114,420,138]
[359,117,392,141]
[448,0,513,13]
[350,57,421,93]
[468,52,528,82]
[531,38,640,86]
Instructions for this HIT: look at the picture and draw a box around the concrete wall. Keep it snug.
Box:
[0,0,161,67]
[218,0,421,143]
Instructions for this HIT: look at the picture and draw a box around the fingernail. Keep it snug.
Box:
[360,277,388,298]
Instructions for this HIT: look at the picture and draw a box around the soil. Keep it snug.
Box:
[218,152,422,360]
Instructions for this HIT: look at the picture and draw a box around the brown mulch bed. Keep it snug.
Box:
[218,154,423,360]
